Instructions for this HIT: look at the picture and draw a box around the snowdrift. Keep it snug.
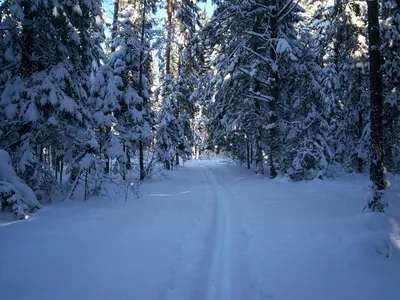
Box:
[346,212,400,259]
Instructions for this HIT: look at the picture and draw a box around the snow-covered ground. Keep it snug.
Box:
[1,160,400,300]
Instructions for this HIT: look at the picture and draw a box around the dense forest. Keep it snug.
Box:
[1,0,399,217]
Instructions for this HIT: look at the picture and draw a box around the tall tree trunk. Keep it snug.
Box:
[357,108,363,173]
[164,0,174,169]
[53,147,58,180]
[250,140,253,166]
[175,49,182,167]
[356,69,363,173]
[255,99,264,175]
[59,156,64,186]
[21,0,36,74]
[104,128,110,175]
[333,0,343,73]
[103,0,120,175]
[39,144,44,163]
[111,0,120,53]
[250,16,264,175]
[247,137,251,170]
[166,0,173,76]
[138,0,148,181]
[126,147,131,171]
[269,0,279,179]
[367,0,386,211]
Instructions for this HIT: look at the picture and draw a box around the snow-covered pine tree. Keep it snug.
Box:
[381,0,400,173]
[300,0,369,177]
[155,78,184,169]
[0,0,104,199]
[204,0,303,177]
[203,0,267,172]
[190,8,209,160]
[330,1,369,173]
[155,0,194,169]
[367,0,386,211]
[279,9,331,180]
[173,0,203,164]
[89,63,126,178]
[114,0,157,180]
[109,5,152,178]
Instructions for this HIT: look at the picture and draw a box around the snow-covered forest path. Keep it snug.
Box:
[1,160,400,300]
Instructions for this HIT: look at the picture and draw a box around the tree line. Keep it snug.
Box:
[203,0,399,211]
[0,0,206,217]
[0,0,399,216]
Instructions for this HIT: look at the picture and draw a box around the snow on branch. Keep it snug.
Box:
[245,92,274,103]
[277,0,301,25]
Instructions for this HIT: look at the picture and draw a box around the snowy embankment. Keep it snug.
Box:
[1,160,400,300]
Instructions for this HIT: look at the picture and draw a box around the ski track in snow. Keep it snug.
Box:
[203,167,232,300]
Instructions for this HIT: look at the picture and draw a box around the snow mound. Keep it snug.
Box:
[345,212,400,259]
[0,150,41,218]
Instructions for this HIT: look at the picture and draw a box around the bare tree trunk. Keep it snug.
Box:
[269,0,279,179]
[164,0,174,170]
[104,128,110,175]
[250,140,253,166]
[367,0,386,211]
[138,0,148,181]
[21,0,36,74]
[255,96,264,174]
[55,153,58,181]
[111,0,120,53]
[126,147,131,171]
[175,41,182,167]
[357,108,363,173]
[59,157,64,186]
[333,0,343,73]
[250,15,264,175]
[166,0,173,76]
[247,138,251,169]
[84,171,88,201]
[39,144,43,163]
[103,0,120,175]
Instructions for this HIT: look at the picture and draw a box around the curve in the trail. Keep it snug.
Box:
[204,167,232,300]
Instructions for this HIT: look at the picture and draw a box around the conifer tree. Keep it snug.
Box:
[381,0,400,173]
[0,0,105,196]
[367,0,386,211]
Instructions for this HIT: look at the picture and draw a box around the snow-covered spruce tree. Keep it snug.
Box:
[89,63,126,179]
[300,0,370,177]
[192,109,207,159]
[278,14,332,180]
[0,0,104,199]
[136,0,155,180]
[381,0,400,173]
[206,68,253,163]
[367,0,386,212]
[173,0,204,165]
[205,0,303,177]
[203,0,267,173]
[330,1,369,174]
[291,1,367,179]
[155,0,193,169]
[189,7,210,160]
[0,149,41,218]
[155,77,187,169]
[111,0,157,180]
[109,5,152,178]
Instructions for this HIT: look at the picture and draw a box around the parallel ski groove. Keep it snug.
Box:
[204,167,232,300]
